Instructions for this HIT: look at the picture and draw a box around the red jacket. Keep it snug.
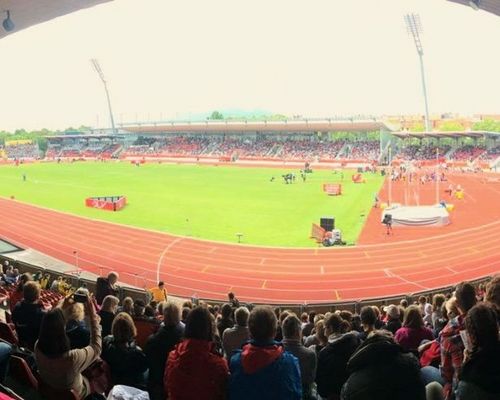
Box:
[165,338,229,400]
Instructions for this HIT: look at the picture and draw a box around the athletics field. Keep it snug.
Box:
[0,162,384,247]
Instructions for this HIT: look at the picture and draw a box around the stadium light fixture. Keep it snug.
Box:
[2,10,14,32]
[90,58,117,134]
[404,13,431,132]
[469,0,481,11]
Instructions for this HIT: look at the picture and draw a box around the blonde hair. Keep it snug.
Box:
[121,297,134,314]
[101,295,119,313]
[66,302,84,322]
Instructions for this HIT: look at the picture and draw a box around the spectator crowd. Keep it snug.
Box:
[0,260,497,400]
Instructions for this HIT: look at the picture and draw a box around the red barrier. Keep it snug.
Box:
[85,196,127,212]
[322,183,342,195]
[310,223,326,243]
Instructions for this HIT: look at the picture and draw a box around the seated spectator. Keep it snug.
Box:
[282,315,317,400]
[308,320,328,355]
[222,306,250,360]
[457,303,500,400]
[99,295,119,337]
[439,282,477,400]
[217,303,234,338]
[431,294,447,335]
[382,304,402,335]
[144,305,156,319]
[423,303,433,328]
[118,296,134,315]
[341,330,426,400]
[39,273,50,290]
[358,306,377,341]
[65,302,90,349]
[274,309,292,342]
[229,305,301,400]
[35,297,101,399]
[8,273,31,312]
[133,299,146,319]
[316,313,361,400]
[181,306,190,325]
[228,292,240,308]
[485,275,499,317]
[371,306,384,329]
[12,281,45,349]
[95,272,119,305]
[148,281,167,303]
[145,302,184,400]
[394,305,433,353]
[302,312,316,337]
[167,307,229,400]
[0,341,12,383]
[102,312,148,389]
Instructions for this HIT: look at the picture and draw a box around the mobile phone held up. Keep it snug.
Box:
[73,293,88,303]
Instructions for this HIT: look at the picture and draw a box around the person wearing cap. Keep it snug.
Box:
[382,305,402,335]
[149,281,168,303]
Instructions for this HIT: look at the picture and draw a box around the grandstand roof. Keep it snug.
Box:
[392,130,500,139]
[0,0,111,40]
[47,134,124,140]
[448,0,500,17]
[120,119,391,135]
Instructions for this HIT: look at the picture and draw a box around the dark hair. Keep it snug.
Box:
[23,281,40,303]
[418,296,427,304]
[158,281,164,287]
[432,294,446,311]
[221,303,232,319]
[465,303,499,350]
[485,275,500,309]
[184,307,213,341]
[403,305,424,329]
[400,299,408,308]
[249,306,277,342]
[16,273,32,293]
[144,305,155,318]
[325,313,350,334]
[308,311,316,323]
[37,308,70,358]
[360,306,377,326]
[283,315,302,338]
[339,310,353,322]
[455,282,477,314]
[182,307,190,321]
[228,292,235,299]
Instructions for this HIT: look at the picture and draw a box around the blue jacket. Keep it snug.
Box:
[229,341,302,400]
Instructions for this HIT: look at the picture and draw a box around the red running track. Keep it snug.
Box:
[0,176,499,304]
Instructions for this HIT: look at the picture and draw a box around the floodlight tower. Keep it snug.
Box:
[90,58,117,134]
[404,14,431,132]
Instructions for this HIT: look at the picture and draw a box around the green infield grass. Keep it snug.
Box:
[0,162,384,247]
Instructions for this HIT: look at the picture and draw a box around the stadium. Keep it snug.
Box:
[0,1,498,400]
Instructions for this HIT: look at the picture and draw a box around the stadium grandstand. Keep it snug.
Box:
[0,1,499,400]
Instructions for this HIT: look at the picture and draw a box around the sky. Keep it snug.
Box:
[0,0,500,131]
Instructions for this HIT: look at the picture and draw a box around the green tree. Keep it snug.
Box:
[439,121,465,131]
[472,119,500,132]
[209,111,224,120]
[410,122,425,132]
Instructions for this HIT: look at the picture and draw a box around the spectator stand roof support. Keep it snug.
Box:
[0,0,112,39]
[448,0,500,17]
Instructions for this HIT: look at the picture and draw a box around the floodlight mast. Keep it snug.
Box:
[90,58,117,134]
[404,14,431,132]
